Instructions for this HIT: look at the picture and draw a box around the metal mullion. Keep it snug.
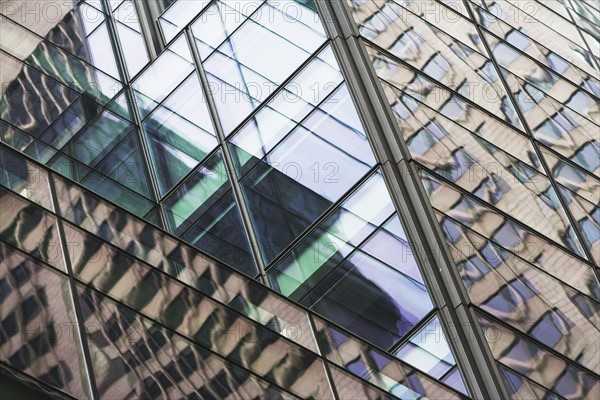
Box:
[0,13,125,83]
[432,206,600,305]
[387,308,438,354]
[100,0,168,227]
[132,0,162,58]
[46,173,100,400]
[69,276,303,400]
[0,118,156,210]
[1,139,472,396]
[316,1,512,398]
[184,28,268,281]
[307,313,340,400]
[155,0,186,19]
[469,0,591,61]
[414,159,594,266]
[284,200,398,299]
[474,306,600,380]
[566,0,600,73]
[212,9,268,139]
[261,164,380,272]
[157,143,221,204]
[154,12,171,47]
[479,27,600,101]
[0,362,78,400]
[465,3,600,270]
[363,38,531,134]
[107,0,125,12]
[496,363,569,400]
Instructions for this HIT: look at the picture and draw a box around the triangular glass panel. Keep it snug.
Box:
[93,133,152,199]
[270,171,434,350]
[230,46,377,264]
[394,314,469,395]
[163,150,257,276]
[146,133,202,197]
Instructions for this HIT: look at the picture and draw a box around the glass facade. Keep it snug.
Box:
[0,0,598,399]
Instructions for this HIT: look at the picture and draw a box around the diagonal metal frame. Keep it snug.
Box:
[313,0,512,398]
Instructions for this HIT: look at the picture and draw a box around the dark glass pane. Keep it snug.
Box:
[0,243,90,398]
[164,151,256,276]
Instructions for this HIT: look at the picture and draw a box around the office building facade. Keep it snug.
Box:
[0,0,598,398]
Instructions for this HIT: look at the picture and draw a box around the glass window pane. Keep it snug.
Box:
[194,0,327,134]
[0,187,64,271]
[163,151,257,276]
[235,79,376,263]
[132,36,194,118]
[76,283,300,399]
[478,313,600,398]
[0,245,91,398]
